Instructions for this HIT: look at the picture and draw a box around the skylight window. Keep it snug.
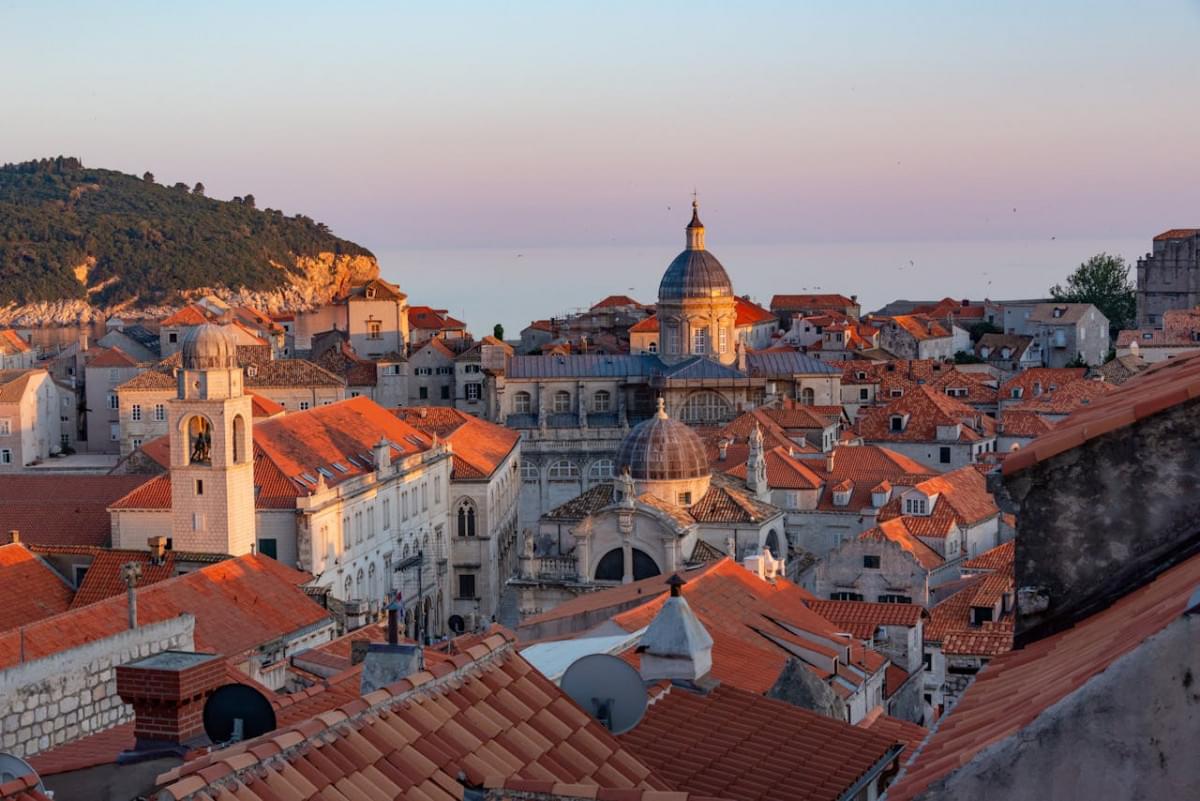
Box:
[332,462,350,473]
[347,455,364,467]
[300,472,317,484]
[316,466,334,478]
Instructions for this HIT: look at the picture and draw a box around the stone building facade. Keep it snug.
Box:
[1135,228,1200,327]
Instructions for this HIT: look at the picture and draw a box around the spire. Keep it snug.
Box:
[655,396,668,419]
[636,573,714,682]
[686,194,705,251]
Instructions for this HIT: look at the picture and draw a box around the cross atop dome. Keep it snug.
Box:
[687,193,705,243]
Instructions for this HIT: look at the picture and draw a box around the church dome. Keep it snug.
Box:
[181,323,238,370]
[616,399,710,482]
[658,201,734,302]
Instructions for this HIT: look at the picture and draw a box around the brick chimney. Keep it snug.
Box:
[116,651,225,747]
[147,535,167,566]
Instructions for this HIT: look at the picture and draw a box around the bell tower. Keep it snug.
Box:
[169,324,256,555]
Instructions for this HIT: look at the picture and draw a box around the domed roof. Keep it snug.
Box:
[659,249,734,301]
[658,201,733,302]
[181,323,239,370]
[616,399,710,482]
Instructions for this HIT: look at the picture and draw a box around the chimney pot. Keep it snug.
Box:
[8,530,18,544]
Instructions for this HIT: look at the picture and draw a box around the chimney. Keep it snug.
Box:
[717,439,729,461]
[147,536,167,566]
[636,575,713,683]
[7,530,18,544]
[374,437,391,471]
[825,451,835,473]
[360,590,424,694]
[116,651,225,748]
[122,561,143,629]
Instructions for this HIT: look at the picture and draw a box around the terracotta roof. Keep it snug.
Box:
[345,277,407,302]
[628,315,660,334]
[962,540,1015,573]
[619,683,900,801]
[0,369,38,403]
[0,543,74,633]
[1006,378,1113,416]
[887,314,952,341]
[242,354,345,388]
[543,483,616,521]
[248,391,285,417]
[86,346,139,368]
[859,709,928,758]
[1027,303,1097,324]
[999,367,1086,398]
[1003,351,1200,475]
[857,386,994,444]
[1153,228,1200,241]
[154,636,670,801]
[924,573,1014,653]
[723,446,823,490]
[26,721,137,777]
[69,548,181,608]
[159,305,210,327]
[409,305,467,331]
[805,599,926,639]
[734,297,776,327]
[771,294,857,310]
[0,554,327,669]
[996,409,1054,438]
[688,476,780,525]
[859,519,944,571]
[0,329,31,354]
[591,294,644,309]
[316,342,378,387]
[0,774,52,801]
[0,475,151,546]
[879,467,999,530]
[394,406,520,480]
[888,551,1200,801]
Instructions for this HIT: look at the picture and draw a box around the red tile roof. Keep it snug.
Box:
[0,774,52,801]
[159,305,210,327]
[1006,378,1113,416]
[248,391,285,417]
[0,475,151,547]
[394,406,520,480]
[996,409,1054,438]
[0,554,327,669]
[1153,228,1200,241]
[805,599,926,639]
[878,467,1000,533]
[1003,351,1200,475]
[591,294,645,309]
[154,636,670,801]
[68,549,180,608]
[734,297,776,327]
[888,551,1200,801]
[859,709,928,758]
[86,346,139,368]
[857,386,994,444]
[409,305,467,331]
[771,294,857,310]
[0,544,74,633]
[961,540,1015,573]
[924,572,1014,654]
[628,315,660,334]
[998,367,1087,399]
[887,314,951,341]
[859,519,944,571]
[619,683,900,801]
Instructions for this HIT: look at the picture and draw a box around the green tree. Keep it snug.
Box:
[493,323,504,340]
[242,194,255,209]
[954,350,984,364]
[192,182,205,196]
[142,171,154,184]
[966,321,1001,343]
[1050,253,1136,335]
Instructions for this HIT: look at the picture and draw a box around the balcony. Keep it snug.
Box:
[535,555,579,580]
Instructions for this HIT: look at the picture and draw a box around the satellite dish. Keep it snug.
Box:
[560,653,648,735]
[202,683,278,745]
[0,752,44,792]
[448,614,466,634]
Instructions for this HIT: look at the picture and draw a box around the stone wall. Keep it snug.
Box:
[0,615,194,758]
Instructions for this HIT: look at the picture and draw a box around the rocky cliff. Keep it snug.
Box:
[0,251,380,327]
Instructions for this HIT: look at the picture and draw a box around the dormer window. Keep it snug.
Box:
[1033,382,1043,396]
[365,286,377,299]
[890,414,906,432]
[890,388,903,398]
[246,365,258,378]
[1010,387,1023,399]
[904,496,928,515]
[970,605,995,626]
[856,371,867,380]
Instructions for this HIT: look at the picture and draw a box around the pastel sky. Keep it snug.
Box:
[3,1,1199,253]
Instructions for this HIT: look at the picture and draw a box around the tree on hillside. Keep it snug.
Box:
[493,323,504,340]
[192,182,206,196]
[142,171,154,184]
[242,194,255,209]
[1049,253,1136,335]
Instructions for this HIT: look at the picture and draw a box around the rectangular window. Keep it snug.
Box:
[195,479,204,496]
[258,538,278,559]
[422,483,429,511]
[0,449,11,465]
[878,593,913,604]
[830,591,864,601]
[692,327,707,354]
[419,387,429,399]
[168,332,178,344]
[368,321,382,340]
[440,385,450,400]
[154,404,166,422]
[382,497,391,529]
[192,512,206,531]
[0,419,10,436]
[434,476,441,504]
[107,393,119,410]
[859,388,869,400]
[299,401,311,410]
[939,446,951,464]
[401,489,409,520]
[863,554,881,569]
[457,573,476,600]
[132,437,142,449]
[367,507,376,538]
[466,383,481,401]
[718,327,728,354]
[131,404,142,422]
[110,423,120,441]
[676,491,692,506]
[354,511,363,544]
[343,515,351,549]
[923,652,933,671]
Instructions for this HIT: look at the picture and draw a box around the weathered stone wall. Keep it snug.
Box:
[996,397,1200,644]
[0,615,194,758]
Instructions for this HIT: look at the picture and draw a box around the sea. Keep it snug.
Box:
[375,237,1147,337]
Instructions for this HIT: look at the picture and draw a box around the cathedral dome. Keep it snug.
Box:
[658,201,734,302]
[181,323,239,370]
[616,399,710,482]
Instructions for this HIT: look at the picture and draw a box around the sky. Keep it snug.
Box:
[3,1,1200,328]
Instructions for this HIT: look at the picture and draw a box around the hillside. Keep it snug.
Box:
[0,156,377,317]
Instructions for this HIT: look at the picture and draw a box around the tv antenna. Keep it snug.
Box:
[560,653,648,735]
[202,683,278,745]
[0,752,44,794]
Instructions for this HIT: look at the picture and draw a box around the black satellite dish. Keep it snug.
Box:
[448,614,466,634]
[202,683,278,745]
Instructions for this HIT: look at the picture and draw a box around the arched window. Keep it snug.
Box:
[184,415,213,466]
[765,530,781,559]
[355,568,364,599]
[232,414,247,464]
[368,562,378,601]
[457,500,477,537]
[594,548,661,582]
[520,462,540,482]
[343,575,353,599]
[680,391,733,424]
[513,391,532,414]
[547,460,580,481]
[588,459,614,482]
[648,340,658,353]
[553,390,572,413]
[592,390,611,412]
[799,387,815,406]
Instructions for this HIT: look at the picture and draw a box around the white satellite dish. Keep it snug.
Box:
[0,752,45,793]
[560,653,648,735]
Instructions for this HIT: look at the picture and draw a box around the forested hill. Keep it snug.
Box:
[0,157,374,308]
